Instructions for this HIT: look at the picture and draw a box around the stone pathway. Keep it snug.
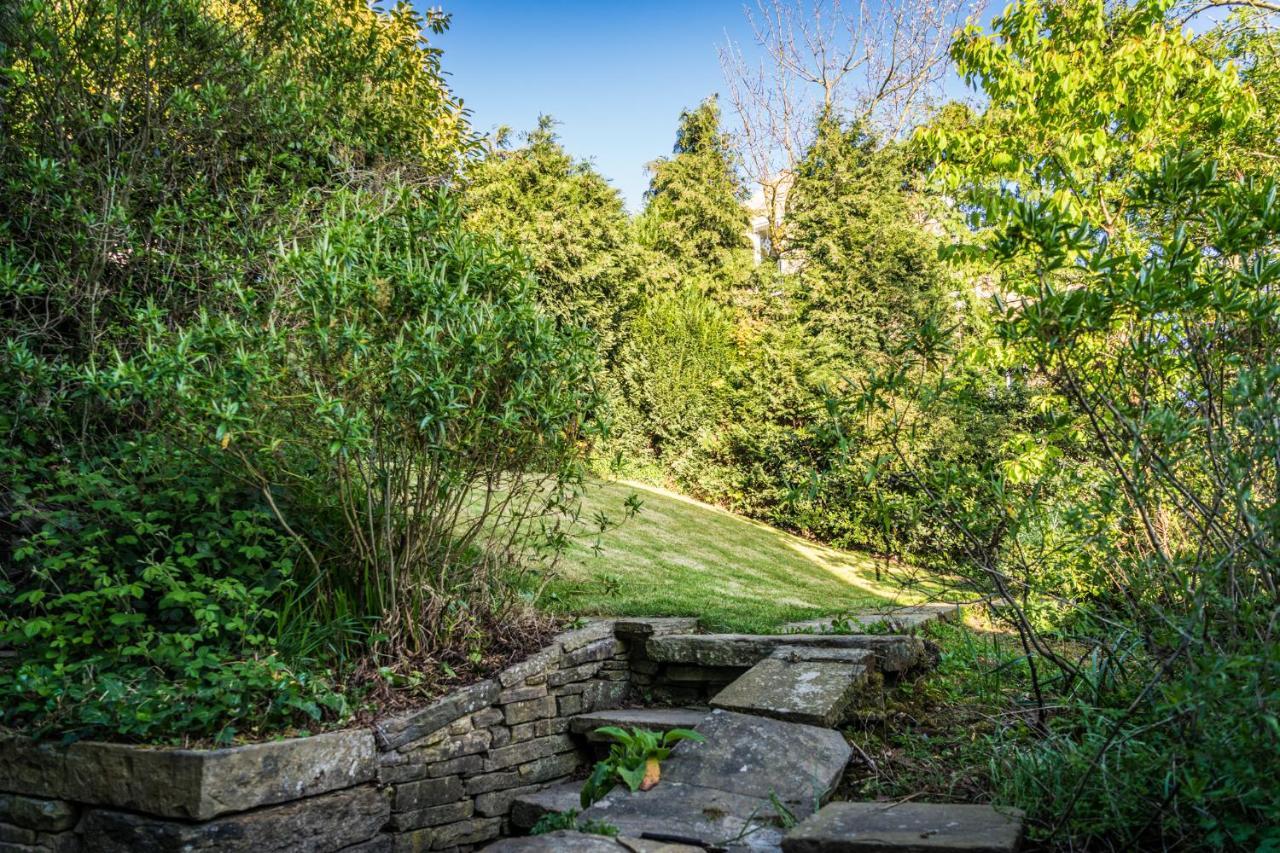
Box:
[781,603,962,636]
[709,647,871,727]
[782,802,1024,852]
[486,606,1025,853]
[569,708,708,743]
[645,633,925,673]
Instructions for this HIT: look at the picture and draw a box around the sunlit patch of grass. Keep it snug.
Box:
[539,479,951,633]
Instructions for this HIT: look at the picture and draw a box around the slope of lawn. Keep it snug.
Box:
[543,479,954,633]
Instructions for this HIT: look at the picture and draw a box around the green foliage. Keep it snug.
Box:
[980,152,1279,848]
[635,97,752,292]
[786,116,942,371]
[616,286,740,460]
[529,810,619,838]
[580,726,706,808]
[1,0,600,742]
[463,117,640,356]
[864,1,1280,845]
[1199,8,1280,178]
[138,185,603,658]
[919,0,1260,234]
[636,119,992,572]
[0,440,345,744]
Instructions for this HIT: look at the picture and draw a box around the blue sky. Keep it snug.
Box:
[428,1,763,210]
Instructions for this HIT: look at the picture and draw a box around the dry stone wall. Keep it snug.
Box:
[0,619,651,853]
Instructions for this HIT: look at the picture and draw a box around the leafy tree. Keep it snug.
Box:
[787,115,945,373]
[636,96,752,292]
[463,117,639,355]
[1197,7,1280,179]
[615,286,740,461]
[919,0,1259,241]
[868,0,1280,845]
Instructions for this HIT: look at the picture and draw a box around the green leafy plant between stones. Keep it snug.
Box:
[580,726,707,808]
[529,810,620,838]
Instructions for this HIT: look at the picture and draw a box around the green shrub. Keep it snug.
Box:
[616,286,739,460]
[0,440,344,744]
[139,185,603,659]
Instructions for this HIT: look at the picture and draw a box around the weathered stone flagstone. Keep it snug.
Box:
[783,604,963,637]
[0,728,375,820]
[614,617,701,641]
[77,784,390,852]
[662,709,851,806]
[646,633,923,672]
[569,708,709,742]
[579,781,787,851]
[710,648,870,726]
[503,710,851,852]
[781,801,1024,853]
[485,829,703,851]
[508,781,583,831]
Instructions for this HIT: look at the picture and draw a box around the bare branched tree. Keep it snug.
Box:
[720,0,981,254]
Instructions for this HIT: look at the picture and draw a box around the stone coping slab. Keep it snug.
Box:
[710,655,868,727]
[646,634,923,672]
[783,605,963,637]
[781,801,1024,853]
[509,781,583,831]
[662,709,851,806]
[613,618,701,641]
[569,708,708,742]
[78,783,390,852]
[580,781,787,852]
[0,728,375,820]
[484,829,703,851]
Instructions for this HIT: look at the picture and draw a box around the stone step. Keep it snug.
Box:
[659,709,850,807]
[646,633,924,672]
[781,801,1024,852]
[508,781,582,831]
[783,604,963,637]
[710,648,871,727]
[484,829,702,851]
[569,708,709,743]
[579,781,787,851]
[614,617,701,641]
[569,709,852,851]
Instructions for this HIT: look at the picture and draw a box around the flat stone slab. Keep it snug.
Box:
[570,708,709,742]
[509,781,583,831]
[711,651,868,727]
[784,605,963,636]
[580,781,786,851]
[77,783,390,852]
[614,617,701,641]
[0,728,375,820]
[781,801,1024,852]
[662,710,851,806]
[484,829,702,851]
[646,634,923,672]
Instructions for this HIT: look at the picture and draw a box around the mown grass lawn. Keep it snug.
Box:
[542,479,954,633]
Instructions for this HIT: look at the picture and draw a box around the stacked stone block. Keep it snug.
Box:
[0,619,648,853]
